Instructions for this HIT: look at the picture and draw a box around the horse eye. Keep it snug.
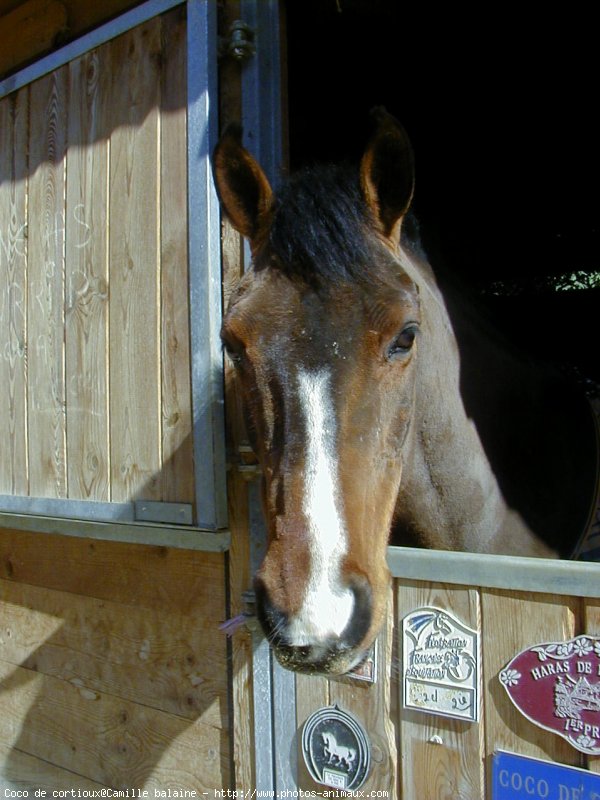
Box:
[222,339,245,368]
[387,324,419,360]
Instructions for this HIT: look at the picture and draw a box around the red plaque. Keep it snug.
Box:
[500,635,600,754]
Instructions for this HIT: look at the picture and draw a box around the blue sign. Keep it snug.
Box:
[493,751,600,800]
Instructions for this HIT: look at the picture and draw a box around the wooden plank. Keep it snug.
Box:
[108,18,161,503]
[323,588,397,796]
[223,337,256,791]
[0,527,226,615]
[0,743,107,791]
[295,671,329,791]
[0,577,228,727]
[58,0,141,37]
[27,68,68,499]
[389,587,400,796]
[395,580,484,800]
[0,89,28,496]
[219,21,255,779]
[65,45,110,501]
[584,599,600,774]
[226,472,256,792]
[482,588,582,793]
[0,0,67,77]
[223,240,256,790]
[159,6,193,504]
[0,660,229,790]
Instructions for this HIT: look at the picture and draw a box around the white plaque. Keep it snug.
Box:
[403,606,480,722]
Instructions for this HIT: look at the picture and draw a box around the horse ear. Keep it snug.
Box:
[213,123,273,243]
[360,107,415,242]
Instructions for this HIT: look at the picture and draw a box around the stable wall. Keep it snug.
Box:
[0,529,229,790]
[0,1,233,790]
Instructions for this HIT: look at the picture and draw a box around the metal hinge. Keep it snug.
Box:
[219,20,256,62]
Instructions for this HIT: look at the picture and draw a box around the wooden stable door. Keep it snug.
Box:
[0,0,226,536]
[0,1,230,793]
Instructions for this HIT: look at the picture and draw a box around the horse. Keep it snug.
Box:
[213,108,596,676]
[322,732,356,770]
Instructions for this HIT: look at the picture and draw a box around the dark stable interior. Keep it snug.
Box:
[284,0,599,381]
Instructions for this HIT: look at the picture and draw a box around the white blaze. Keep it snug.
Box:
[286,369,354,647]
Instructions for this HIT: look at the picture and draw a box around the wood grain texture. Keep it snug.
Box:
[65,46,110,501]
[0,89,28,496]
[0,660,228,790]
[0,1,149,78]
[0,576,228,727]
[221,214,256,791]
[218,24,256,784]
[108,18,161,503]
[0,524,230,789]
[584,599,600,774]
[295,672,329,792]
[27,68,68,499]
[321,589,397,796]
[396,580,484,800]
[482,588,582,788]
[226,472,255,792]
[0,0,67,77]
[0,743,108,791]
[0,527,227,615]
[159,6,193,505]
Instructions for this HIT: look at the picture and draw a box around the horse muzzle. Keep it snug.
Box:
[254,576,373,675]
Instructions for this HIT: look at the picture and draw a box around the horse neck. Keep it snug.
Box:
[394,250,562,556]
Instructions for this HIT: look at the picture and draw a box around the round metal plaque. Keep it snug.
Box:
[301,705,371,791]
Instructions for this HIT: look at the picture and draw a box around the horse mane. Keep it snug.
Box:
[256,163,420,285]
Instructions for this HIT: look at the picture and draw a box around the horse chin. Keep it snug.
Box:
[271,642,370,677]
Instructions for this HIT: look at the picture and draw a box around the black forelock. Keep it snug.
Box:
[256,164,379,285]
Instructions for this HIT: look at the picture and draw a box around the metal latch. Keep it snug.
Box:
[219,20,256,62]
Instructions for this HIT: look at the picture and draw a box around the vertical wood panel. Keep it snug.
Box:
[27,69,68,498]
[108,19,161,503]
[396,580,484,800]
[295,671,329,791]
[159,6,193,504]
[227,477,255,792]
[0,89,28,496]
[482,589,582,794]
[2,7,197,512]
[222,213,256,790]
[327,589,398,796]
[584,599,600,774]
[65,46,110,501]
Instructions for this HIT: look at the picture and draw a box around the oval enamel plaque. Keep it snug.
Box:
[500,634,600,754]
[301,705,371,791]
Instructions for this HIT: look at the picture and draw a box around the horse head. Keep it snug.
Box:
[214,109,420,675]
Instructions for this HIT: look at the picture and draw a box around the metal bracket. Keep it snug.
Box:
[134,500,193,526]
[241,589,259,631]
[219,20,256,62]
[234,443,262,481]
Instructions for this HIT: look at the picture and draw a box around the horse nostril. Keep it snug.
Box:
[340,580,372,649]
[254,577,287,645]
